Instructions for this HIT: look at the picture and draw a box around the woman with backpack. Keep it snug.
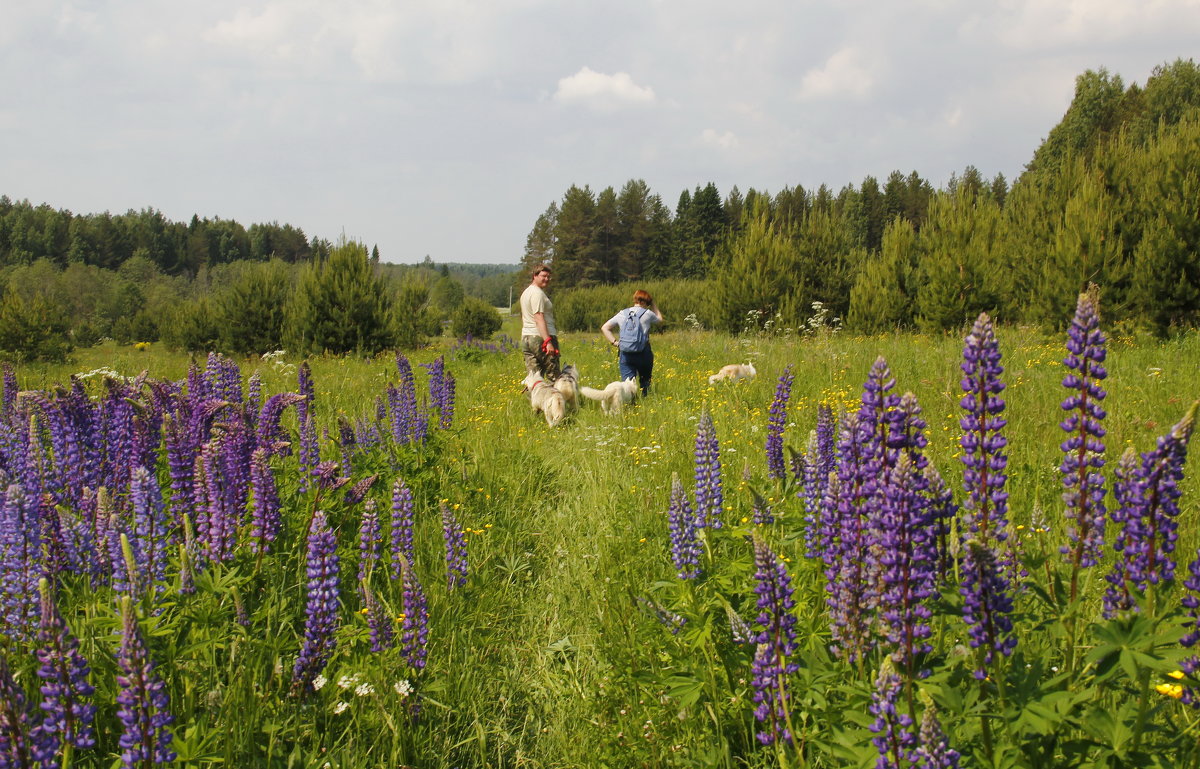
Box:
[600,289,663,397]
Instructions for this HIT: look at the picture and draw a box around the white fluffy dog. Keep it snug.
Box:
[523,371,567,427]
[554,364,581,414]
[580,377,639,416]
[708,363,757,384]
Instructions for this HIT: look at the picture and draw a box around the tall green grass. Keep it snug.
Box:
[10,320,1200,767]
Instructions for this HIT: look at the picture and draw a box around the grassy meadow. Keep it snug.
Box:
[5,313,1200,769]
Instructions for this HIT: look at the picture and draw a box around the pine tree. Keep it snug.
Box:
[285,242,395,355]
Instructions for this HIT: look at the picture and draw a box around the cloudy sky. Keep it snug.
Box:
[3,2,1197,265]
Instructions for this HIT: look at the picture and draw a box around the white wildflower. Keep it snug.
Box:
[355,682,375,697]
[312,674,327,691]
[332,701,349,715]
[394,679,413,698]
[337,674,360,690]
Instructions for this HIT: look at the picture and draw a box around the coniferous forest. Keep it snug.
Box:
[2,59,1199,362]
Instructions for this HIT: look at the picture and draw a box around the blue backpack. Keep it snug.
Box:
[618,307,649,352]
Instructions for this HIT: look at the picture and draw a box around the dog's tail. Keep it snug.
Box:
[580,386,606,401]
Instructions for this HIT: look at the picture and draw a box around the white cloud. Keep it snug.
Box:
[553,67,656,111]
[986,0,1200,49]
[699,128,739,149]
[796,46,876,101]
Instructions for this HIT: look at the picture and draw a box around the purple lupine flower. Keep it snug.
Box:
[634,596,687,635]
[397,554,429,670]
[292,510,340,696]
[115,598,176,767]
[35,578,96,754]
[296,363,319,491]
[1059,292,1108,586]
[247,448,281,555]
[358,499,382,584]
[193,437,236,563]
[390,354,418,445]
[873,454,937,676]
[802,404,837,558]
[129,467,169,593]
[959,313,1009,541]
[824,413,877,664]
[440,501,468,590]
[750,534,799,746]
[361,581,394,653]
[666,473,700,579]
[869,661,916,769]
[751,491,774,526]
[255,393,304,457]
[960,539,1016,679]
[765,366,794,480]
[693,408,723,529]
[203,352,243,404]
[1109,404,1196,604]
[726,604,755,645]
[439,371,456,430]
[1103,448,1140,616]
[344,474,378,506]
[0,654,50,769]
[0,484,41,642]
[337,417,357,475]
[390,479,415,576]
[923,464,958,581]
[914,702,960,768]
[1180,548,1200,706]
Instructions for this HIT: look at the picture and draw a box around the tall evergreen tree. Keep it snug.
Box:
[285,242,394,355]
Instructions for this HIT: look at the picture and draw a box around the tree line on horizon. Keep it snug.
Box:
[0,59,1197,362]
[528,58,1200,336]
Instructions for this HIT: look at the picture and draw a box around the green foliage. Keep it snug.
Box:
[450,296,502,339]
[160,297,221,353]
[846,217,919,332]
[712,213,806,333]
[285,242,395,355]
[215,259,293,355]
[916,189,1005,329]
[554,278,715,332]
[0,288,73,362]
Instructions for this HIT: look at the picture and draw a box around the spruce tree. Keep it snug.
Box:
[285,242,394,355]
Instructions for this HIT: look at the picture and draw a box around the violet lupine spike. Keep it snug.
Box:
[726,604,755,645]
[247,447,281,555]
[129,467,169,597]
[914,702,960,769]
[868,660,917,769]
[424,357,446,425]
[35,578,96,754]
[337,417,357,475]
[872,454,937,676]
[860,357,902,467]
[439,371,456,430]
[361,581,394,653]
[634,596,686,635]
[824,412,878,664]
[391,354,418,445]
[358,499,382,584]
[344,474,379,506]
[296,363,319,491]
[396,554,430,670]
[666,473,700,579]
[764,366,794,480]
[750,534,799,747]
[115,597,176,768]
[1108,403,1198,605]
[1,654,51,768]
[1180,548,1200,706]
[693,408,724,529]
[441,501,468,590]
[960,539,1016,679]
[803,405,838,558]
[0,483,41,642]
[1103,447,1140,616]
[923,464,958,581]
[292,509,340,696]
[751,490,774,526]
[959,313,1010,542]
[1059,293,1109,575]
[255,393,304,457]
[1,363,16,417]
[390,479,415,576]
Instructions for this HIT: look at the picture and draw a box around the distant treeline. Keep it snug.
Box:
[532,59,1200,335]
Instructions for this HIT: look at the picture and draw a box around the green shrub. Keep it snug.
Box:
[0,290,73,363]
[450,296,503,338]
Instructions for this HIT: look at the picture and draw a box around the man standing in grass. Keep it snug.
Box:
[520,264,560,382]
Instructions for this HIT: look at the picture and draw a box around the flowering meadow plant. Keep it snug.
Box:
[0,301,1197,768]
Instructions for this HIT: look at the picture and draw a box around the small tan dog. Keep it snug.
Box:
[554,364,580,414]
[580,377,639,416]
[708,362,757,384]
[523,371,567,427]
